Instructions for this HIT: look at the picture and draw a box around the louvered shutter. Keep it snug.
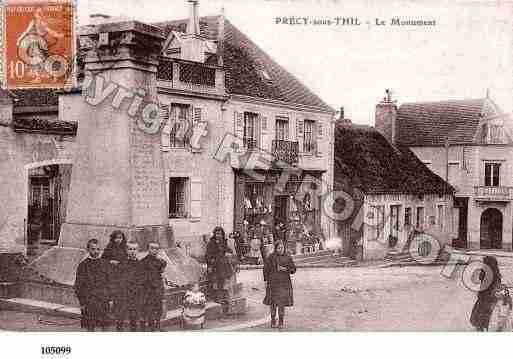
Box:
[193,107,202,124]
[260,114,268,150]
[168,105,177,147]
[189,177,202,218]
[296,118,304,152]
[315,121,322,157]
[160,103,170,150]
[234,111,244,151]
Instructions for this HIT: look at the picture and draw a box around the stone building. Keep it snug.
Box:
[334,120,455,261]
[375,91,512,251]
[0,2,335,265]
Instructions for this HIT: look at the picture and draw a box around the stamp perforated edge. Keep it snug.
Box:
[0,0,77,90]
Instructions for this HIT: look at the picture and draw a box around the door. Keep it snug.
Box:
[453,197,468,248]
[274,195,288,227]
[480,208,503,250]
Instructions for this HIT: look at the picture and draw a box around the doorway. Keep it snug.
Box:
[480,208,503,250]
[273,195,288,228]
[27,164,72,253]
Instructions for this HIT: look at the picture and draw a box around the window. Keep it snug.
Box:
[437,204,444,229]
[170,104,190,148]
[416,207,425,228]
[484,163,500,187]
[404,207,412,226]
[490,125,503,143]
[372,205,385,241]
[243,112,259,149]
[390,205,401,238]
[276,117,289,141]
[303,119,316,153]
[169,177,188,218]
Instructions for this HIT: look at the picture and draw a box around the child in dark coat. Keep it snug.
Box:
[140,241,167,331]
[75,238,110,331]
[263,240,296,330]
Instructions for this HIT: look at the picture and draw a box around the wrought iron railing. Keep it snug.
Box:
[157,59,173,81]
[244,138,258,150]
[179,62,216,87]
[272,140,299,164]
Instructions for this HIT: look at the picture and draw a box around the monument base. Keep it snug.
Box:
[59,222,174,249]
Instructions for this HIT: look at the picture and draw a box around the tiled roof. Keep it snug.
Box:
[334,123,454,195]
[10,16,333,113]
[154,16,334,112]
[396,98,501,146]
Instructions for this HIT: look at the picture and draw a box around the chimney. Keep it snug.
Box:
[375,89,398,144]
[181,0,204,62]
[339,107,344,120]
[187,0,200,35]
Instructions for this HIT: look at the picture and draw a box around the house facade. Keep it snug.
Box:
[375,91,512,251]
[0,3,336,261]
[334,121,455,261]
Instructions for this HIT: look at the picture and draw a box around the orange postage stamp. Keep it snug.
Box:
[1,0,76,89]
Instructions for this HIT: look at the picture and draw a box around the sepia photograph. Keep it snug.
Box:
[0,0,512,356]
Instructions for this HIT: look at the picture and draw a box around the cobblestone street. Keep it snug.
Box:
[3,257,513,331]
[238,256,513,331]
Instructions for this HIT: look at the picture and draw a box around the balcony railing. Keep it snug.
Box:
[157,57,225,95]
[272,140,299,165]
[474,186,513,201]
[179,62,216,87]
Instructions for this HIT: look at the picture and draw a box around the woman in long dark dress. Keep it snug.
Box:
[263,240,296,329]
[470,255,502,331]
[101,230,128,330]
[205,226,233,298]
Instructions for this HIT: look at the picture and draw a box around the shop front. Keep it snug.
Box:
[234,169,325,260]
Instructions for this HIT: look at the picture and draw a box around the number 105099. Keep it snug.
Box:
[41,346,71,355]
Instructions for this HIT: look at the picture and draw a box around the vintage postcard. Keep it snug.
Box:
[0,0,512,357]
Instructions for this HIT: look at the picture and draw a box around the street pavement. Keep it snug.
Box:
[2,256,513,331]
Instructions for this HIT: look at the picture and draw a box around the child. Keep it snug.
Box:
[489,285,513,331]
[181,283,207,329]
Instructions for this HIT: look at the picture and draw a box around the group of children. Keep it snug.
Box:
[75,230,208,331]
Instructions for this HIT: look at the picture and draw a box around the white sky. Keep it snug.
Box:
[77,0,513,125]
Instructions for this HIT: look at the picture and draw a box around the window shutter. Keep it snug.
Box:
[234,111,244,138]
[160,103,170,150]
[296,118,304,152]
[190,178,202,218]
[261,115,268,133]
[315,122,322,157]
[193,107,202,124]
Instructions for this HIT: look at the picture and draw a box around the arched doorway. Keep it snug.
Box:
[25,161,72,256]
[480,208,503,249]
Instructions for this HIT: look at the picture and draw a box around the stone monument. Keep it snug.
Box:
[28,20,203,288]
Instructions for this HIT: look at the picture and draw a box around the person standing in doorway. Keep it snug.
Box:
[74,238,110,331]
[141,241,167,331]
[263,240,296,330]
